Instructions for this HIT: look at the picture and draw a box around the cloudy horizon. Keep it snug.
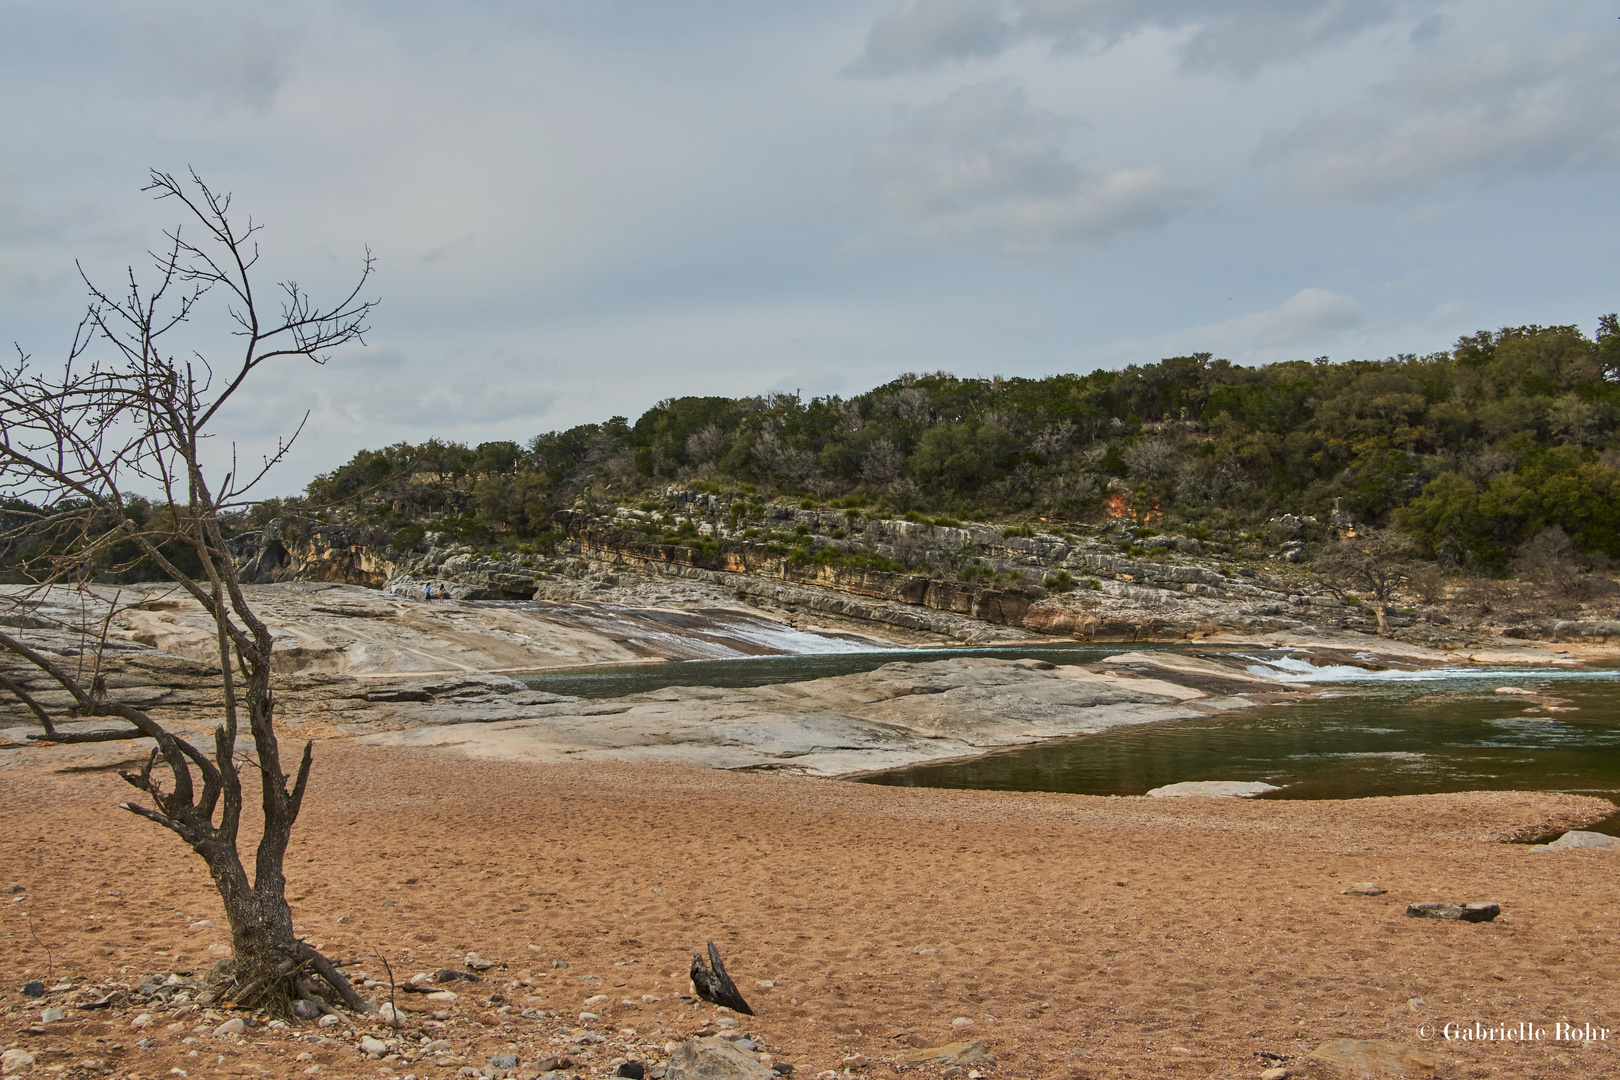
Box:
[3,0,1617,492]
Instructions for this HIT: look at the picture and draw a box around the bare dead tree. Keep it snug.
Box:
[0,169,376,1015]
[1316,527,1416,636]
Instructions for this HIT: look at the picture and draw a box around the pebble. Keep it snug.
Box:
[427,991,460,1002]
[1341,883,1386,896]
[133,1013,154,1029]
[20,982,44,998]
[1260,1068,1289,1080]
[318,1014,342,1028]
[951,1017,974,1029]
[736,1039,760,1052]
[716,1016,739,1029]
[585,995,610,1005]
[187,919,213,931]
[489,1053,519,1069]
[293,999,322,1020]
[214,1018,246,1037]
[360,1035,390,1056]
[2,1049,36,1075]
[579,1012,599,1022]
[465,953,496,971]
[40,1009,65,1024]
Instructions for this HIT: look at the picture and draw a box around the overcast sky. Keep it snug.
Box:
[4,1,1618,492]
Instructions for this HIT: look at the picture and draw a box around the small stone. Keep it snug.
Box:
[379,1002,406,1026]
[465,953,496,971]
[1260,1069,1288,1080]
[841,1055,867,1069]
[2,1048,36,1076]
[40,1008,65,1023]
[1341,883,1386,896]
[491,1053,520,1069]
[133,1013,154,1028]
[579,1012,598,1022]
[318,1014,342,1028]
[735,1039,760,1052]
[770,1065,793,1076]
[641,995,661,1003]
[912,946,935,955]
[427,991,459,1002]
[425,1042,455,1055]
[585,994,610,1005]
[20,982,44,998]
[137,1039,155,1051]
[716,1016,739,1029]
[293,999,322,1020]
[213,1018,246,1037]
[1408,998,1425,1011]
[951,1017,974,1030]
[616,1064,646,1079]
[187,920,213,931]
[940,1069,963,1080]
[360,1035,390,1056]
[1404,902,1464,920]
[296,1053,314,1062]
[753,980,774,989]
[1460,901,1502,922]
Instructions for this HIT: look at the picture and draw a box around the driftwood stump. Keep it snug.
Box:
[690,941,753,1015]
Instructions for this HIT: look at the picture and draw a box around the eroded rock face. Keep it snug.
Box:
[1531,830,1620,851]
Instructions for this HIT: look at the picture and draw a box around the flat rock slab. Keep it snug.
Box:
[1147,781,1281,798]
[1405,901,1500,922]
[1311,1039,1434,1078]
[1531,830,1620,851]
[897,1041,995,1066]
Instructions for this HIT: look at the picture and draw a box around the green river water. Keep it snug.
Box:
[521,645,1620,827]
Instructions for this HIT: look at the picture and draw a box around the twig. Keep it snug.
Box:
[27,914,54,982]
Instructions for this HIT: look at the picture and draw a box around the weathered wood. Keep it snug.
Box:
[690,941,753,1015]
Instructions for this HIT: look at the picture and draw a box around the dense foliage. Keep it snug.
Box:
[6,317,1616,580]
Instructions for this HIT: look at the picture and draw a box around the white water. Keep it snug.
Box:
[1242,653,1620,684]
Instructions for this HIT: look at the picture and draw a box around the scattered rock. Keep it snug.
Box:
[213,1018,246,1037]
[664,1036,776,1080]
[359,1035,389,1056]
[465,953,496,971]
[490,1052,520,1069]
[899,1042,995,1067]
[20,982,44,999]
[2,1049,36,1076]
[617,1064,647,1079]
[1147,781,1281,798]
[378,1002,406,1026]
[187,919,213,931]
[1310,1039,1433,1078]
[293,999,322,1020]
[39,1009,65,1024]
[317,1013,342,1027]
[1531,830,1620,852]
[1405,901,1500,922]
[735,1039,760,1052]
[1341,883,1386,896]
[586,994,610,1005]
[1260,1068,1288,1080]
[950,1017,974,1030]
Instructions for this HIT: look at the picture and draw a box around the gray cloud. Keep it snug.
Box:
[847,0,1015,76]
[852,0,1431,78]
[1258,32,1620,200]
[125,3,302,113]
[860,81,1200,255]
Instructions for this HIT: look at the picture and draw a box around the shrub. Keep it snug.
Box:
[390,523,425,553]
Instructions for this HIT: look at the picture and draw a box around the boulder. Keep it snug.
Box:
[1530,830,1619,852]
[664,1036,775,1080]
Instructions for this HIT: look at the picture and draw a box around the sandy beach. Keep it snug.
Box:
[3,745,1617,1080]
